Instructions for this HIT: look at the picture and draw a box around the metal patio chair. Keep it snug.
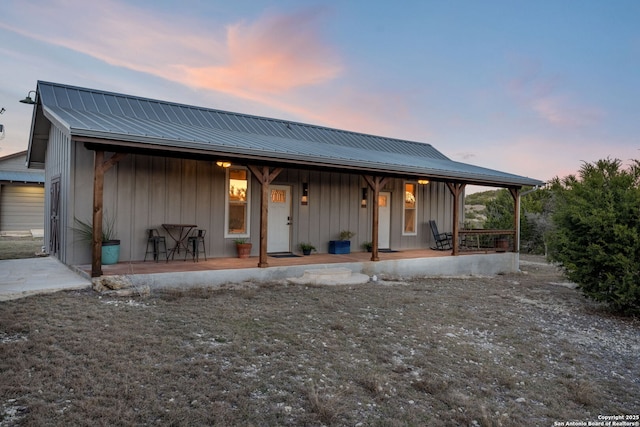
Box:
[185,229,207,262]
[144,228,168,262]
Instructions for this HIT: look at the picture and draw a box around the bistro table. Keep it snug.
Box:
[162,224,197,260]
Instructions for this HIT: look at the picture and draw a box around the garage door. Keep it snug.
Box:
[0,185,45,232]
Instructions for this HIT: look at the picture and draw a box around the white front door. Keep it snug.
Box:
[378,191,391,249]
[267,185,291,253]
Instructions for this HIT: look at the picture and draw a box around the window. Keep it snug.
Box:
[403,182,417,235]
[225,167,250,237]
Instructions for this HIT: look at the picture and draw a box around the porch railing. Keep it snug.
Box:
[458,229,516,252]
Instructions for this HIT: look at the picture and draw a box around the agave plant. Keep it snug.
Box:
[72,214,118,243]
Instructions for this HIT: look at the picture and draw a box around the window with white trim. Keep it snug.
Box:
[225,167,250,237]
[403,182,417,235]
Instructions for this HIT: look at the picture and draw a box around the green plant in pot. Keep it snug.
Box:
[72,215,120,265]
[361,241,373,252]
[234,238,252,258]
[298,242,316,256]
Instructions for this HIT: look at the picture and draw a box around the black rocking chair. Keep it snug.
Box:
[429,220,453,250]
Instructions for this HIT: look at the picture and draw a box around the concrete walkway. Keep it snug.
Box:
[0,257,91,301]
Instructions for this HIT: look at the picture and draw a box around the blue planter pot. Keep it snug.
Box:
[101,240,120,265]
[329,240,351,254]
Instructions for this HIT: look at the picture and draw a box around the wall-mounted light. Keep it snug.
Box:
[361,187,368,208]
[19,90,37,105]
[216,161,231,168]
[301,183,309,205]
[418,179,430,185]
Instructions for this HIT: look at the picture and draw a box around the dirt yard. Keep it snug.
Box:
[1,256,638,426]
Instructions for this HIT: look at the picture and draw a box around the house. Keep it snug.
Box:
[0,150,45,235]
[24,81,543,277]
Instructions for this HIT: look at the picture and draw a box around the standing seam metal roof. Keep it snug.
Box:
[33,81,543,187]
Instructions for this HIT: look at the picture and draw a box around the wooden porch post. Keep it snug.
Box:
[248,165,283,268]
[446,183,466,256]
[509,188,521,252]
[363,175,391,261]
[91,151,128,277]
[91,151,105,277]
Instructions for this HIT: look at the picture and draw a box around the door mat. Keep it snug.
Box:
[378,248,399,253]
[269,252,302,258]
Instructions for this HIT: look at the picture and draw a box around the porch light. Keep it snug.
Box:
[301,183,309,205]
[418,179,430,185]
[361,187,368,208]
[19,91,37,105]
[216,161,231,168]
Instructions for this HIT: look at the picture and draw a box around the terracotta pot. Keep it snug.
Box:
[236,243,252,258]
[495,238,509,252]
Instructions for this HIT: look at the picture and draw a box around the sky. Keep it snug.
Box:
[0,0,639,191]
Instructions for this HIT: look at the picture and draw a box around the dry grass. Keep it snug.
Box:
[1,257,638,426]
[0,236,43,260]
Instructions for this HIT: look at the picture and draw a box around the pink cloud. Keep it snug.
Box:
[2,0,423,142]
[2,1,341,97]
[0,0,220,79]
[531,96,604,127]
[182,7,342,95]
[507,59,604,128]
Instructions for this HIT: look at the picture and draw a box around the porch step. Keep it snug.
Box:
[288,267,370,286]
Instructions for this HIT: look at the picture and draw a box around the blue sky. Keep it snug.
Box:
[1,0,638,190]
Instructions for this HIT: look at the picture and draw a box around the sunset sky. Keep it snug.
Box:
[1,0,638,190]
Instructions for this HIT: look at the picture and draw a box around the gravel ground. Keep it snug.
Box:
[1,255,638,426]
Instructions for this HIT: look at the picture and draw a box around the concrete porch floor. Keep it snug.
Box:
[74,249,518,289]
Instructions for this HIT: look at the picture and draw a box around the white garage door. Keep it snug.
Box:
[0,185,45,232]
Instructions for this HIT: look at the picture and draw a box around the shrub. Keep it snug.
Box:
[548,158,640,315]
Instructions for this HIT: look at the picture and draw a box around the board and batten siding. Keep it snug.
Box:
[65,145,455,264]
[44,126,72,262]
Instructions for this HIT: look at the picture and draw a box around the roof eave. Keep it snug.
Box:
[71,130,543,188]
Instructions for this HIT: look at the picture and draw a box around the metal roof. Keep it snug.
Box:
[0,170,44,183]
[29,81,543,187]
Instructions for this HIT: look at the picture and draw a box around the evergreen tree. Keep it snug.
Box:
[548,158,640,315]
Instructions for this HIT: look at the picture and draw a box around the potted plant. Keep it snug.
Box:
[329,230,355,254]
[234,238,252,258]
[361,241,373,252]
[72,216,120,265]
[298,242,316,256]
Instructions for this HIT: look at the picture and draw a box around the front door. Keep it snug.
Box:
[267,185,291,253]
[378,191,391,249]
